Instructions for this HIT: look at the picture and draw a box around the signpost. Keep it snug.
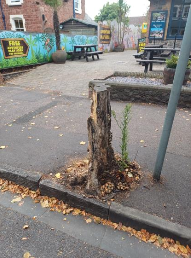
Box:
[149,10,168,40]
[153,5,191,180]
[137,37,146,53]
[1,38,29,59]
[100,25,111,44]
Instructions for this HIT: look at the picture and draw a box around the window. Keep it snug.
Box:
[6,0,23,6]
[74,0,82,14]
[10,15,26,31]
[167,0,191,38]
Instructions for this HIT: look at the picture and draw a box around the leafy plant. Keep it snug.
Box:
[166,55,191,69]
[43,0,62,50]
[112,104,132,170]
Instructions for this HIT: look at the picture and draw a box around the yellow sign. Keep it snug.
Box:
[138,37,146,53]
[1,38,29,59]
[142,23,148,33]
[100,25,111,44]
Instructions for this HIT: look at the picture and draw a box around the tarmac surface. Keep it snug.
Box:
[0,190,176,258]
[0,50,191,230]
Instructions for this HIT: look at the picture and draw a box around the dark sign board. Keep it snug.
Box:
[138,37,146,53]
[100,25,111,44]
[149,10,168,40]
[1,38,29,59]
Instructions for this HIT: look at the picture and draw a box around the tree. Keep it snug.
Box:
[95,1,130,45]
[95,2,119,22]
[43,0,62,50]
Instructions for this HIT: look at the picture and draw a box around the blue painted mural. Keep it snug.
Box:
[0,31,98,69]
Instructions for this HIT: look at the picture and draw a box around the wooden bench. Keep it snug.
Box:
[136,59,166,73]
[85,51,103,62]
[133,53,143,59]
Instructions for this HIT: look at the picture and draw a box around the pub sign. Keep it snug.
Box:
[149,10,168,39]
[1,38,29,59]
[100,25,111,44]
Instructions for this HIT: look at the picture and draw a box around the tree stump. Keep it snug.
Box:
[86,84,115,194]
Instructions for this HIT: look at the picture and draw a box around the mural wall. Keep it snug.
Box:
[98,20,141,52]
[0,31,98,69]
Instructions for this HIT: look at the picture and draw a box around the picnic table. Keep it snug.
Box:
[68,44,103,62]
[136,47,181,73]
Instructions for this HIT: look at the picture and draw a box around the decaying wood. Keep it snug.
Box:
[86,84,115,194]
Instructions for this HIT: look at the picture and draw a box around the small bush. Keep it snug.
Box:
[166,55,191,69]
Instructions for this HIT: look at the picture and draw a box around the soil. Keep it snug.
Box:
[47,156,142,202]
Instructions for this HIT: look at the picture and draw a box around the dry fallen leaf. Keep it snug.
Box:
[80,141,86,145]
[0,146,7,149]
[40,200,49,208]
[85,218,92,224]
[22,237,28,241]
[23,225,29,230]
[11,196,22,203]
[55,173,61,179]
[23,252,31,258]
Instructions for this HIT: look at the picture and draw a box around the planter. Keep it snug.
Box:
[113,44,125,52]
[52,50,67,64]
[163,67,190,85]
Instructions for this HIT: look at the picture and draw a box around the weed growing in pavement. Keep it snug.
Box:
[112,104,132,170]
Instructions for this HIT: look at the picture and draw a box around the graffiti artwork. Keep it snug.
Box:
[0,31,98,69]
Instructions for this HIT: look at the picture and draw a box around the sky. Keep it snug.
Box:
[85,0,150,20]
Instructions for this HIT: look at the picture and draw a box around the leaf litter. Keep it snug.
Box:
[0,178,190,257]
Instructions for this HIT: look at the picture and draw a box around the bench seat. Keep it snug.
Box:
[85,51,103,61]
[136,59,165,73]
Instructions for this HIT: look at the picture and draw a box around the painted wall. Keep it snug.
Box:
[98,20,142,52]
[0,30,98,69]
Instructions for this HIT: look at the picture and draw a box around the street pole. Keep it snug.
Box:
[153,5,191,180]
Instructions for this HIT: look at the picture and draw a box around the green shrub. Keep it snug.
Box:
[166,55,191,69]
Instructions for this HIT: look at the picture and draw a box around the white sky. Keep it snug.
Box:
[85,0,150,20]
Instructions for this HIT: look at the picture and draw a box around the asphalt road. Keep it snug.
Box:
[0,190,176,258]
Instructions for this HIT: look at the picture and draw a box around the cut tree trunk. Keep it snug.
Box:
[86,84,115,195]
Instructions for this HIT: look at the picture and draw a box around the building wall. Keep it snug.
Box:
[147,0,172,41]
[0,0,85,33]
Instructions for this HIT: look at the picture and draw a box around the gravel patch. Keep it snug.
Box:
[106,76,191,87]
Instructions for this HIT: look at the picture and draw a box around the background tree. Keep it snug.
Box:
[95,1,130,45]
[43,0,62,50]
[95,2,119,22]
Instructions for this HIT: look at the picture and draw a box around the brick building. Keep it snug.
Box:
[148,0,191,44]
[0,0,85,33]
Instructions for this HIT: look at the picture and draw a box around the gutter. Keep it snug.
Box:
[0,0,6,30]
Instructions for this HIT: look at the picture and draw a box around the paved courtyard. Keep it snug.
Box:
[6,50,165,97]
[0,50,191,228]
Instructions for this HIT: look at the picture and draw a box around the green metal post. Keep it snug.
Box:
[153,5,191,180]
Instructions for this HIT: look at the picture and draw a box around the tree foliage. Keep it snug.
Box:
[43,0,62,50]
[95,2,119,22]
[95,1,130,23]
[43,0,62,10]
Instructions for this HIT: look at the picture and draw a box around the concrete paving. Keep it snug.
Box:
[0,50,190,230]
[0,190,176,258]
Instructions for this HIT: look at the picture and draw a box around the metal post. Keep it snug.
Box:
[153,4,191,180]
